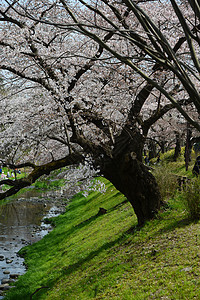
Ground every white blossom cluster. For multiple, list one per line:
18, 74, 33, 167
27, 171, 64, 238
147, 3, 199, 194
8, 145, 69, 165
82, 179, 107, 198
0, 0, 199, 169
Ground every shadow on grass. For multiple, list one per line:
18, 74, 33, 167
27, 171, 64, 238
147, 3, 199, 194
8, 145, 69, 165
74, 199, 129, 231
109, 199, 129, 212
61, 233, 128, 276
63, 191, 112, 218
20, 208, 109, 260
74, 207, 108, 230
159, 217, 198, 234
32, 231, 132, 299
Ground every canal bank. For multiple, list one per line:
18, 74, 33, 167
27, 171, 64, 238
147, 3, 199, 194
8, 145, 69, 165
0, 192, 67, 299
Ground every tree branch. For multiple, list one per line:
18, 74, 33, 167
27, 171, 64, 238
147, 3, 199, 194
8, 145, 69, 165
0, 152, 84, 201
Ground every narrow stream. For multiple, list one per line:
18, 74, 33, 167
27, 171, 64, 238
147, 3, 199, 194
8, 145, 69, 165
0, 193, 66, 298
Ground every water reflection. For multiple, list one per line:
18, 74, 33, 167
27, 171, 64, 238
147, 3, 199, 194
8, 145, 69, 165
0, 198, 62, 298
0, 200, 51, 229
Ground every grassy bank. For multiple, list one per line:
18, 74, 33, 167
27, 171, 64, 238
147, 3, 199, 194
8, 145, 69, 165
4, 169, 200, 299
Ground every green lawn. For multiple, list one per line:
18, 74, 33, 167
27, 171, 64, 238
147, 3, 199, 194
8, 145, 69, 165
4, 172, 200, 299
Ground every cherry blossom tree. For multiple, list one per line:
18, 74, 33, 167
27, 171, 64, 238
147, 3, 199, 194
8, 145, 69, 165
0, 0, 200, 225
147, 111, 186, 157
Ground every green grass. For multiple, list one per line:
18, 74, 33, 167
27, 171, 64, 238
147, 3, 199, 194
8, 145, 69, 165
0, 167, 66, 192
4, 175, 200, 300
32, 169, 67, 190
156, 148, 197, 178
0, 168, 26, 191
33, 178, 65, 190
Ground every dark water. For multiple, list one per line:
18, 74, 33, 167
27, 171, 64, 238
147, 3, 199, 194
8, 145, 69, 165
0, 195, 65, 298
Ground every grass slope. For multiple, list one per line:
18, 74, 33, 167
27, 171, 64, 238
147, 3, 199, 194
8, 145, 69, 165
4, 173, 200, 299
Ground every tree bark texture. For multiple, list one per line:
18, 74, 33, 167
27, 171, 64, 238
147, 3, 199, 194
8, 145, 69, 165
100, 128, 161, 226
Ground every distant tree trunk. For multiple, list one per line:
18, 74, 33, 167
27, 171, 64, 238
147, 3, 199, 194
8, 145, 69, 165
100, 127, 161, 226
148, 140, 157, 159
160, 140, 165, 154
173, 132, 181, 161
184, 123, 192, 171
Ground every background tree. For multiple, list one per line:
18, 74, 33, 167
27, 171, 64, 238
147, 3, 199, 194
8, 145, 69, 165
174, 132, 182, 161
0, 0, 200, 226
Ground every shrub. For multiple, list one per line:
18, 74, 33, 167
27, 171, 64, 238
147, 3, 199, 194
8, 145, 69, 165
182, 176, 200, 220
153, 164, 179, 200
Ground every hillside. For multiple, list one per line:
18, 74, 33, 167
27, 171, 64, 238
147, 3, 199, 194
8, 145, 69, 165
3, 154, 200, 299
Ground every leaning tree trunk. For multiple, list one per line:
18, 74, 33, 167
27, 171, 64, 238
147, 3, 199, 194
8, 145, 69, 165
100, 127, 161, 226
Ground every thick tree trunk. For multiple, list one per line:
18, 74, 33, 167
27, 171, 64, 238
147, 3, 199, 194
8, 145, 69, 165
100, 128, 161, 226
